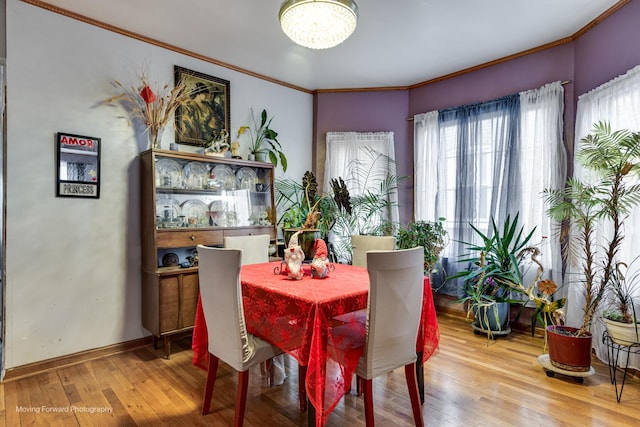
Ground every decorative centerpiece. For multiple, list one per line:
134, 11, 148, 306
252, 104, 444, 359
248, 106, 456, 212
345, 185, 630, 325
275, 231, 334, 279
278, 171, 328, 261
105, 68, 192, 149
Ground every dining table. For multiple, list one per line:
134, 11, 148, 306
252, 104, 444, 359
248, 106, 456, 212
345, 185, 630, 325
192, 261, 440, 427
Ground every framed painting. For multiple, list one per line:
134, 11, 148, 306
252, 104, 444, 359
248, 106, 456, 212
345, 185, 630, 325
174, 66, 230, 147
56, 132, 101, 198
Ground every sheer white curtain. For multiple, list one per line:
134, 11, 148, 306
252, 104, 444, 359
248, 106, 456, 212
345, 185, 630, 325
324, 132, 399, 263
572, 65, 640, 369
519, 81, 566, 290
324, 131, 399, 226
413, 112, 440, 221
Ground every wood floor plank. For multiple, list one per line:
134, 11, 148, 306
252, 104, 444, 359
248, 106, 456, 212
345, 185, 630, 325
2, 314, 639, 426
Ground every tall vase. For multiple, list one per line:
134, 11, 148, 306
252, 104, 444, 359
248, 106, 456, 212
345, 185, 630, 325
149, 125, 164, 149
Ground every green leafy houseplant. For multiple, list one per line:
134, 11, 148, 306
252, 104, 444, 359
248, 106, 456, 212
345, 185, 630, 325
276, 149, 404, 264
601, 260, 640, 343
238, 108, 288, 172
327, 149, 405, 264
603, 261, 639, 324
396, 218, 448, 275
276, 171, 336, 239
276, 171, 336, 260
543, 121, 640, 337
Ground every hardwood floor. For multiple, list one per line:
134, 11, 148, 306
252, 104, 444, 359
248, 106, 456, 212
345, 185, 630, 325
1, 314, 639, 426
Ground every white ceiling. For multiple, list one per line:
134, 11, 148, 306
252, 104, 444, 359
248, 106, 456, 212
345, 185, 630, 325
36, 0, 621, 91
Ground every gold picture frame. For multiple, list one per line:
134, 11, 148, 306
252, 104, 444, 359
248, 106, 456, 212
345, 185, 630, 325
174, 66, 230, 147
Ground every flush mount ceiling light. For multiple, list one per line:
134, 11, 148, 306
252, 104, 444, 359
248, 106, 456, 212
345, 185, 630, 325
279, 0, 359, 50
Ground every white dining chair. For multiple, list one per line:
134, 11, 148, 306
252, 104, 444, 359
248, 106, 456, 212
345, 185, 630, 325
351, 235, 396, 268
197, 245, 283, 427
224, 233, 286, 385
224, 234, 270, 265
330, 247, 425, 427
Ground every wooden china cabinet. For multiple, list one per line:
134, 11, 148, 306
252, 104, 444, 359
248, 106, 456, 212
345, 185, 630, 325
140, 149, 276, 357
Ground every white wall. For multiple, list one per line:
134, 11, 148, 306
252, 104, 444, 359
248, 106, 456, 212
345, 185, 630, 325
4, 0, 312, 370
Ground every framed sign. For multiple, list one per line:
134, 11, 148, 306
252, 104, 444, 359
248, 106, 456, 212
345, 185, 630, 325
56, 132, 101, 198
174, 66, 230, 147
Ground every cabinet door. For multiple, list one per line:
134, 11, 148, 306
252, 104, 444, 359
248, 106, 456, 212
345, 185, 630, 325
180, 273, 199, 328
159, 273, 200, 333
159, 276, 180, 333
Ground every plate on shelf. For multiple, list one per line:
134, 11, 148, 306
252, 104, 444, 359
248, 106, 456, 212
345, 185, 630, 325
183, 161, 210, 190
156, 197, 182, 228
210, 164, 237, 190
155, 158, 183, 189
236, 167, 258, 191
182, 199, 209, 227
161, 252, 180, 267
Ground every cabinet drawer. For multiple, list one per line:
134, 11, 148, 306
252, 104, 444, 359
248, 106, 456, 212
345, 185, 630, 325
157, 229, 223, 248
223, 227, 276, 239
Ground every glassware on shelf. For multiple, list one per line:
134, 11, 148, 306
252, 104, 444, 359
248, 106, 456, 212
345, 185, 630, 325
183, 161, 210, 190
181, 199, 209, 227
210, 164, 237, 190
236, 167, 258, 190
155, 158, 183, 189
209, 200, 228, 226
156, 197, 181, 228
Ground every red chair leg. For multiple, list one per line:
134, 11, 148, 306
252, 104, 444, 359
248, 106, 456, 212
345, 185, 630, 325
362, 378, 374, 426
266, 358, 274, 386
202, 353, 219, 415
234, 370, 250, 427
404, 363, 424, 427
298, 364, 307, 411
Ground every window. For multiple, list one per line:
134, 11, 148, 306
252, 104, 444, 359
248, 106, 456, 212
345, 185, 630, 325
414, 82, 565, 295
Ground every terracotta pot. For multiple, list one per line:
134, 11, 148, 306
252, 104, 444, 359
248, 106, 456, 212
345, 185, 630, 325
604, 318, 640, 345
283, 228, 320, 261
546, 325, 592, 372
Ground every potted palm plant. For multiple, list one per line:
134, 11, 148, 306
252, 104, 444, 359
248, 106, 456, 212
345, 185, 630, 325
543, 121, 640, 371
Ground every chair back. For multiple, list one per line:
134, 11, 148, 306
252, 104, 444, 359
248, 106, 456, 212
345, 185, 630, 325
362, 246, 424, 379
351, 235, 396, 268
197, 245, 254, 370
224, 234, 270, 265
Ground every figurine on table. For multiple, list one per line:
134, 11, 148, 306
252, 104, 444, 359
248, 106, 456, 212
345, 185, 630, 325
284, 231, 304, 280
311, 239, 330, 279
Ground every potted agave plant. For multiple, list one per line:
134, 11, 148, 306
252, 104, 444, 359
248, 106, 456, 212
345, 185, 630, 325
543, 121, 640, 372
449, 213, 536, 339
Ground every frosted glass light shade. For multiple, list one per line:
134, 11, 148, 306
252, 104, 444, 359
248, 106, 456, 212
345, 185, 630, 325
279, 0, 359, 50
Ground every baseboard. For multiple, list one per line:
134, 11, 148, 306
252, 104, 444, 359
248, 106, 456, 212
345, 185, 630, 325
2, 336, 153, 382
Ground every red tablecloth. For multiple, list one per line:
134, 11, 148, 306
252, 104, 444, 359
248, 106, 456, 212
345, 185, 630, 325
192, 262, 439, 426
